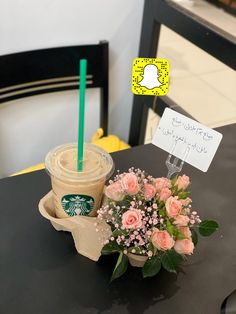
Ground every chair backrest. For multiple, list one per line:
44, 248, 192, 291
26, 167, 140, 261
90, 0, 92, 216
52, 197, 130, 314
0, 41, 109, 177
0, 40, 108, 135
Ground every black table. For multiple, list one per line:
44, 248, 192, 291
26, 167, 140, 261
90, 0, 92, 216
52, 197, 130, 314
1, 123, 236, 314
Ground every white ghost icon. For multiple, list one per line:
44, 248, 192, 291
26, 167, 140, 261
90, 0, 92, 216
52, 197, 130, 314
138, 64, 162, 89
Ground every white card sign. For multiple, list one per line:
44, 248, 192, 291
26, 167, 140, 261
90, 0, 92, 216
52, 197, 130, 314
152, 108, 223, 172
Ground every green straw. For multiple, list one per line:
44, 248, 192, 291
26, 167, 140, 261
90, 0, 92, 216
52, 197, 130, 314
77, 59, 87, 171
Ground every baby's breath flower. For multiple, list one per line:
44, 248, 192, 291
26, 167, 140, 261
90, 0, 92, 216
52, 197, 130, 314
153, 218, 158, 225
139, 240, 145, 246
147, 251, 153, 257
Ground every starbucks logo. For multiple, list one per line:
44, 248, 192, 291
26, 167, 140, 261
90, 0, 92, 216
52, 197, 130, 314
61, 194, 94, 216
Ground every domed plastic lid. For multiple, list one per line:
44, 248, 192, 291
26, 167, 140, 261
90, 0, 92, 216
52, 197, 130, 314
45, 143, 114, 183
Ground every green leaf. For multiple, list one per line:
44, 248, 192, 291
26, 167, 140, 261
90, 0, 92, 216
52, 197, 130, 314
199, 220, 219, 237
191, 228, 198, 246
110, 252, 128, 282
178, 191, 190, 199
112, 229, 123, 237
175, 230, 186, 240
116, 197, 132, 209
171, 185, 178, 195
159, 208, 166, 217
171, 175, 178, 186
147, 242, 157, 256
166, 220, 175, 235
101, 241, 120, 255
166, 220, 184, 240
142, 255, 161, 278
161, 249, 183, 273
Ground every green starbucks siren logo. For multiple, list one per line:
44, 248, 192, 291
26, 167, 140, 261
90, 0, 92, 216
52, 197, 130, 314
61, 194, 94, 216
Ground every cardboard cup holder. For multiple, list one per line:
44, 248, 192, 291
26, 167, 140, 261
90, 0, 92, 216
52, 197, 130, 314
38, 191, 111, 261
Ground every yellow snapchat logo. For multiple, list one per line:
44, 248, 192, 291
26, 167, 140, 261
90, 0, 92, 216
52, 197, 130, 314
132, 58, 169, 96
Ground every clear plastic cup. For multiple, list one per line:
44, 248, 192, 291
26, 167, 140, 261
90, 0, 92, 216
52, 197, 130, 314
45, 143, 114, 218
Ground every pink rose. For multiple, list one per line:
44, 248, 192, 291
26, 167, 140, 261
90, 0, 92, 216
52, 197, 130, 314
174, 239, 194, 255
105, 181, 125, 201
155, 177, 171, 192
159, 187, 172, 202
180, 197, 192, 207
144, 183, 156, 200
165, 196, 182, 218
175, 175, 190, 190
122, 208, 142, 229
151, 228, 174, 251
173, 215, 190, 227
178, 226, 191, 238
121, 173, 139, 195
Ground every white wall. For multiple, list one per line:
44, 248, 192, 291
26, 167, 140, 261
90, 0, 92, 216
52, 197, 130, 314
0, 0, 144, 177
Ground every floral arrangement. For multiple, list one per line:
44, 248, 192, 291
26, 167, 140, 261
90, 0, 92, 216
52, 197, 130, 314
97, 168, 218, 282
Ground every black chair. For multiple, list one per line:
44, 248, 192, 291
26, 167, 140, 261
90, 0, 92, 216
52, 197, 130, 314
0, 40, 109, 136
0, 41, 110, 176
129, 0, 236, 146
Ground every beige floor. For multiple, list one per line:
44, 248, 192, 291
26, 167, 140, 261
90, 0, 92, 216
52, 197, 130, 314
156, 0, 236, 129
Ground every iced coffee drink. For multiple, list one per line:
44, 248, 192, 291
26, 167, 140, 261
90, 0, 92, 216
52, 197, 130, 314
45, 143, 114, 218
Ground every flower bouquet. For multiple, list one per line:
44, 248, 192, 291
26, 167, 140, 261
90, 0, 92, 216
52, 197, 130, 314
98, 168, 218, 281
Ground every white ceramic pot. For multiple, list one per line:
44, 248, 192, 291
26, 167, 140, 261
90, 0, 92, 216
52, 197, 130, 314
127, 253, 148, 267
